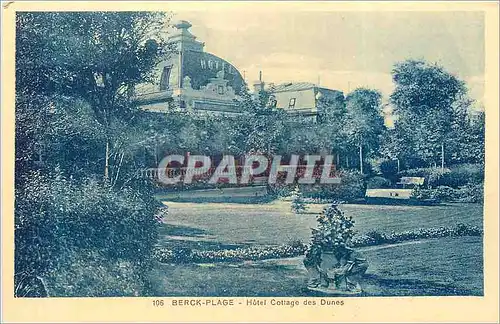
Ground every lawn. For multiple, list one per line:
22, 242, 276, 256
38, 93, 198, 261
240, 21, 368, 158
150, 236, 483, 296
152, 199, 484, 296
158, 200, 483, 249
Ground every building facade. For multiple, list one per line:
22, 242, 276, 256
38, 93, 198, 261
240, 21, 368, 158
265, 82, 344, 121
134, 20, 345, 120
134, 20, 245, 116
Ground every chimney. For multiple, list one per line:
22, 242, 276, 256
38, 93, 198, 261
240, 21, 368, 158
253, 71, 265, 93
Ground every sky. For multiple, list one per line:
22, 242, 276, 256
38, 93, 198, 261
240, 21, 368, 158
169, 9, 485, 105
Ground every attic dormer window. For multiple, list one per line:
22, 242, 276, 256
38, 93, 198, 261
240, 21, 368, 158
288, 98, 296, 109
217, 85, 224, 95
160, 66, 172, 91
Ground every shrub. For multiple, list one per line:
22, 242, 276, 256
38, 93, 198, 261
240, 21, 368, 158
304, 203, 355, 266
290, 186, 307, 214
15, 170, 163, 297
45, 251, 148, 297
400, 164, 484, 188
267, 183, 292, 199
366, 176, 392, 189
442, 164, 484, 187
411, 184, 484, 203
456, 183, 484, 203
379, 159, 399, 182
307, 170, 366, 202
353, 224, 482, 246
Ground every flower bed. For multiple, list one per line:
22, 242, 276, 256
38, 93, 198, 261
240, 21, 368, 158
154, 223, 483, 264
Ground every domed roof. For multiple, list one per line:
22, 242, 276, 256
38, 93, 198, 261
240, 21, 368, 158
180, 50, 245, 94
166, 20, 245, 94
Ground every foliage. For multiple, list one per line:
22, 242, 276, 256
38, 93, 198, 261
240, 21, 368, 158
444, 164, 484, 187
290, 186, 307, 214
389, 59, 480, 168
354, 224, 482, 246
400, 164, 484, 188
45, 252, 149, 297
366, 176, 392, 189
399, 167, 450, 187
307, 170, 366, 201
304, 203, 356, 266
15, 12, 170, 296
411, 184, 484, 203
378, 158, 400, 183
14, 169, 163, 296
344, 88, 385, 172
153, 244, 306, 264
16, 11, 170, 182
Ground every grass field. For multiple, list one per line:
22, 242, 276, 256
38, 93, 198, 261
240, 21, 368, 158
153, 199, 484, 296
150, 236, 483, 296
159, 200, 483, 249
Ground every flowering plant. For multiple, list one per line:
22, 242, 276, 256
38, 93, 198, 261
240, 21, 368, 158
304, 203, 355, 266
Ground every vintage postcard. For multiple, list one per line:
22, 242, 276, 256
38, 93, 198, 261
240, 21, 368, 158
1, 1, 499, 323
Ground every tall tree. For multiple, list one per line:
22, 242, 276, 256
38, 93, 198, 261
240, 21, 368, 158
16, 12, 169, 181
344, 88, 385, 173
390, 60, 466, 168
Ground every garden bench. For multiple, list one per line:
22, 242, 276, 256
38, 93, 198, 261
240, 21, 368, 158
396, 176, 425, 189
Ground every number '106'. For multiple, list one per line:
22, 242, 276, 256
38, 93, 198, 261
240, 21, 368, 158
153, 300, 164, 307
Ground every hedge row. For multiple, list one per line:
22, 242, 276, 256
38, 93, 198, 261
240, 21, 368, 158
352, 223, 482, 247
399, 164, 484, 188
153, 243, 306, 264
154, 223, 483, 264
411, 184, 484, 203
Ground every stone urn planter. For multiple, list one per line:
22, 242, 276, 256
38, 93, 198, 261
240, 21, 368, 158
303, 203, 368, 295
304, 249, 368, 295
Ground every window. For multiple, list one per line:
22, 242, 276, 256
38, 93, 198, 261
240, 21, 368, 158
228, 65, 232, 73
288, 98, 296, 109
215, 61, 219, 70
200, 59, 206, 69
159, 66, 172, 91
208, 60, 214, 69
179, 100, 186, 109
217, 85, 225, 95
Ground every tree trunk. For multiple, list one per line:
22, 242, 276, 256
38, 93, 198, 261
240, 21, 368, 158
154, 140, 158, 168
104, 139, 110, 182
359, 144, 363, 174
441, 142, 445, 170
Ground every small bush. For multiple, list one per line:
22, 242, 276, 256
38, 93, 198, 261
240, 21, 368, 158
290, 186, 307, 214
366, 176, 392, 189
379, 159, 399, 182
306, 170, 366, 202
442, 164, 484, 187
267, 183, 292, 199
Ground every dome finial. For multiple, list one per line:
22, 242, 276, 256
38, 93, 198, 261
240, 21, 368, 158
174, 20, 192, 30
